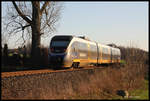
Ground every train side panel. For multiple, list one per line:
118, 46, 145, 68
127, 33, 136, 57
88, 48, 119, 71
88, 42, 98, 65
112, 48, 121, 63
67, 37, 98, 67
66, 38, 88, 67
111, 47, 121, 63
98, 44, 111, 64
73, 41, 89, 67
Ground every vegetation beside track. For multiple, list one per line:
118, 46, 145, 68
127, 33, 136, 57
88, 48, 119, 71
64, 64, 149, 100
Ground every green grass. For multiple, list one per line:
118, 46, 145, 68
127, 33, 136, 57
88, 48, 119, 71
8, 53, 13, 56
120, 60, 126, 64
128, 89, 149, 100
129, 80, 149, 100
117, 80, 148, 100
123, 80, 149, 100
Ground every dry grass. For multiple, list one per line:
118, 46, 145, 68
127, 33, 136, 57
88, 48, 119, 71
61, 63, 148, 99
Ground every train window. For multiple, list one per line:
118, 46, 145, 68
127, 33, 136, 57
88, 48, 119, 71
50, 36, 72, 53
51, 35, 73, 41
51, 41, 70, 47
50, 35, 73, 48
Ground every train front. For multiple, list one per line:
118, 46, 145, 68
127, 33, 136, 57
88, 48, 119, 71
48, 35, 73, 69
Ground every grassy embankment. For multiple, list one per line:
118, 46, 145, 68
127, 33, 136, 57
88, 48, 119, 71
66, 65, 149, 100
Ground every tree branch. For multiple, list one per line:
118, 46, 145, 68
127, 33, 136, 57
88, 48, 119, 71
13, 20, 31, 30
40, 5, 54, 31
40, 1, 49, 15
22, 24, 31, 30
12, 1, 32, 24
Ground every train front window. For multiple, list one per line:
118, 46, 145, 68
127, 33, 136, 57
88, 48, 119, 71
50, 41, 70, 53
51, 41, 69, 47
50, 36, 73, 53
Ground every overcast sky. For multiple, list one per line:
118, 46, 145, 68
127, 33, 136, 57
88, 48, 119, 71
2, 2, 149, 51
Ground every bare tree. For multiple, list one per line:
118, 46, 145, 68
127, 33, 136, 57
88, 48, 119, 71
3, 1, 63, 66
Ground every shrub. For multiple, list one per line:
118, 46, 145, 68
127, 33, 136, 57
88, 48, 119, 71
118, 46, 148, 65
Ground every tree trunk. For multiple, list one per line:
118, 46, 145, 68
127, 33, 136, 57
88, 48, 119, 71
31, 2, 41, 67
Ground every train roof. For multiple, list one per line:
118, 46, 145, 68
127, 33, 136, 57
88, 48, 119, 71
51, 35, 120, 51
72, 36, 95, 44
72, 36, 120, 50
97, 43, 120, 51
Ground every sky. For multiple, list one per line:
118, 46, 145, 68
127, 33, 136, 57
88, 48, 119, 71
1, 2, 149, 51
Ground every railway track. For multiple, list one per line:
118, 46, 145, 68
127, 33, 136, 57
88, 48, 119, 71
1, 66, 106, 78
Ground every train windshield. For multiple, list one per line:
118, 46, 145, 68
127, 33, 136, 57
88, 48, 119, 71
50, 36, 73, 53
51, 41, 69, 47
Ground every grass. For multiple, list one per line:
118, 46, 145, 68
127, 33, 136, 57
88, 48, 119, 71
8, 53, 13, 56
120, 60, 126, 64
65, 65, 149, 100
127, 80, 149, 100
111, 80, 149, 100
67, 91, 115, 99
128, 89, 149, 100
69, 88, 149, 100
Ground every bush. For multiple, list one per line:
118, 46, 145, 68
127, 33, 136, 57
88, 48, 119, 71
118, 46, 148, 65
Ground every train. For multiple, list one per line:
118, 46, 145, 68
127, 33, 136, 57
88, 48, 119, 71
48, 35, 121, 69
